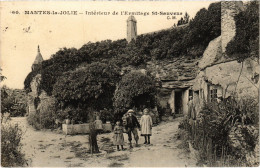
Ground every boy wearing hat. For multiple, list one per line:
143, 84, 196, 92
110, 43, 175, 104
125, 109, 140, 148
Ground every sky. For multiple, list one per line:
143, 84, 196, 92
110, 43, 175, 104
0, 1, 213, 89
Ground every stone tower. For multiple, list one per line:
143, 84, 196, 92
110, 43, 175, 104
32, 45, 44, 71
221, 1, 244, 54
127, 16, 137, 43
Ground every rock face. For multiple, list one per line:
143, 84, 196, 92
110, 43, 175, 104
147, 57, 199, 89
198, 36, 222, 70
27, 74, 54, 115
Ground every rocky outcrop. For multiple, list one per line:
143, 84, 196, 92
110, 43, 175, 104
146, 57, 199, 89
198, 36, 222, 70
27, 74, 54, 115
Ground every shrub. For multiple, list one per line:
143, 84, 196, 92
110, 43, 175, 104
27, 112, 42, 130
27, 96, 57, 129
52, 62, 120, 123
1, 118, 27, 167
178, 96, 259, 166
1, 86, 27, 117
114, 71, 157, 117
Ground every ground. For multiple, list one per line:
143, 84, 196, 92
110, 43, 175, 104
11, 117, 197, 167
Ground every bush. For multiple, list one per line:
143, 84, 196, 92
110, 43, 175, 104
1, 86, 27, 117
1, 118, 27, 167
27, 96, 57, 129
114, 71, 157, 116
178, 96, 259, 166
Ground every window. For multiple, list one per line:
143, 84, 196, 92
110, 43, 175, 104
210, 89, 217, 102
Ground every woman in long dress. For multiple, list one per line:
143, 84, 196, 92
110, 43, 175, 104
140, 108, 153, 144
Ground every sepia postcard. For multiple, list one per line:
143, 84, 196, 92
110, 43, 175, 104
0, 0, 259, 167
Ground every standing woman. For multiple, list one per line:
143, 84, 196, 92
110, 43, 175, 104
140, 108, 153, 144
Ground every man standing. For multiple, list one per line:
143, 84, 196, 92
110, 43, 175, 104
125, 109, 140, 148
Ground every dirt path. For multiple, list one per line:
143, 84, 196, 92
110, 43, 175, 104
11, 117, 196, 167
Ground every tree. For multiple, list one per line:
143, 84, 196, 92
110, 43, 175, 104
1, 86, 27, 117
53, 62, 120, 154
114, 71, 157, 118
89, 116, 99, 154
184, 12, 190, 24
52, 62, 120, 122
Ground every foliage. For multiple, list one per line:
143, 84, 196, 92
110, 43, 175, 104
24, 2, 221, 95
113, 71, 157, 116
1, 118, 27, 167
99, 108, 114, 123
1, 86, 27, 117
24, 66, 42, 93
0, 67, 6, 82
27, 96, 57, 129
179, 96, 259, 166
226, 1, 259, 61
177, 12, 190, 26
52, 62, 120, 122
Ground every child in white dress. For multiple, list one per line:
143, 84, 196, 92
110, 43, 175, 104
140, 108, 153, 144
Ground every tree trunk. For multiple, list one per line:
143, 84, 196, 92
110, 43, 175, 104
89, 121, 99, 154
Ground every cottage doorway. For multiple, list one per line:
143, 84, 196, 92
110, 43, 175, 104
174, 91, 183, 114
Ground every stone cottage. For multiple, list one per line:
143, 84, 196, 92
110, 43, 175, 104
191, 1, 259, 115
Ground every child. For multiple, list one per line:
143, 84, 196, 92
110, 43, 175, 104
113, 121, 125, 151
140, 108, 153, 144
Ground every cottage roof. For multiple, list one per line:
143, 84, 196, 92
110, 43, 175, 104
33, 45, 44, 65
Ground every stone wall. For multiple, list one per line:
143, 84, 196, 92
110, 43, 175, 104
221, 1, 244, 54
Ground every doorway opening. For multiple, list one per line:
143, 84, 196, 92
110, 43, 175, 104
174, 91, 183, 114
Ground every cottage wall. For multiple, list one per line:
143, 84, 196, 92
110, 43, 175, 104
182, 89, 189, 115
168, 90, 175, 113
193, 58, 259, 115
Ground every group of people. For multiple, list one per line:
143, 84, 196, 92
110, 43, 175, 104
113, 108, 153, 151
